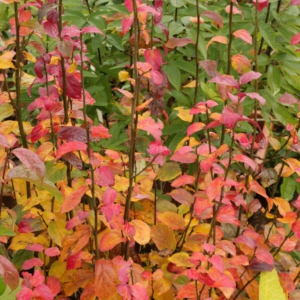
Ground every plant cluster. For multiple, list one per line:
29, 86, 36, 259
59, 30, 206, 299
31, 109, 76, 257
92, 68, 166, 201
0, 0, 300, 299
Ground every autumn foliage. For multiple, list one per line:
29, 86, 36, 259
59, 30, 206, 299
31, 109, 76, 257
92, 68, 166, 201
1, 0, 300, 299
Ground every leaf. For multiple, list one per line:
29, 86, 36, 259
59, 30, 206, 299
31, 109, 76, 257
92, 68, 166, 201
45, 247, 60, 257
60, 185, 89, 213
0, 255, 19, 291
118, 70, 130, 82
231, 54, 251, 74
151, 224, 176, 252
7, 165, 62, 201
216, 205, 240, 226
48, 220, 71, 247
168, 188, 194, 206
202, 11, 223, 28
168, 252, 194, 267
95, 260, 119, 300
131, 220, 151, 245
187, 122, 206, 136
57, 127, 87, 143
81, 26, 104, 35
137, 117, 163, 141
206, 36, 228, 49
0, 103, 14, 122
174, 107, 193, 122
259, 269, 286, 300
0, 55, 15, 69
163, 64, 181, 91
165, 38, 194, 49
94, 166, 115, 187
259, 21, 276, 49
291, 33, 300, 45
233, 154, 256, 171
233, 29, 252, 44
12, 148, 46, 182
21, 258, 43, 270
99, 230, 125, 251
144, 49, 162, 70
208, 75, 239, 89
157, 211, 185, 230
0, 225, 15, 237
171, 174, 195, 188
56, 141, 87, 160
156, 162, 181, 181
170, 146, 197, 164
240, 71, 262, 85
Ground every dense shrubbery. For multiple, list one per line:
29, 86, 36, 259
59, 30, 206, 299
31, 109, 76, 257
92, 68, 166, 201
0, 0, 300, 299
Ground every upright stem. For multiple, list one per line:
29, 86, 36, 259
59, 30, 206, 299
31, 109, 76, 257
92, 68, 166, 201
123, 0, 140, 260
193, 0, 200, 105
80, 34, 100, 260
226, 1, 234, 75
58, 0, 68, 124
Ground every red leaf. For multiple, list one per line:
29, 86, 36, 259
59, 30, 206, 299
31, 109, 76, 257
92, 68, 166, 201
206, 177, 225, 201
81, 26, 104, 35
208, 75, 239, 89
171, 175, 195, 188
60, 185, 89, 213
194, 198, 214, 219
65, 73, 82, 99
168, 188, 194, 206
165, 38, 194, 49
256, 247, 274, 265
291, 33, 300, 45
144, 49, 162, 70
34, 283, 54, 300
208, 255, 224, 272
187, 122, 205, 136
292, 219, 300, 238
0, 255, 19, 291
202, 11, 223, 28
56, 141, 87, 160
233, 29, 252, 44
46, 276, 60, 297
17, 286, 34, 299
150, 70, 163, 85
217, 205, 240, 226
222, 107, 244, 129
0, 133, 10, 148
45, 247, 60, 257
239, 71, 262, 85
137, 117, 163, 141
43, 21, 58, 38
103, 187, 117, 205
100, 230, 125, 251
252, 0, 269, 12
233, 154, 256, 171
61, 25, 80, 38
21, 258, 43, 270
26, 244, 44, 252
95, 166, 115, 187
90, 124, 111, 139
57, 127, 87, 143
12, 148, 46, 181
170, 146, 197, 164
122, 16, 134, 34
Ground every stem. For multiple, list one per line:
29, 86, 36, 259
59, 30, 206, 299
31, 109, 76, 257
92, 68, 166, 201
226, 1, 234, 75
193, 0, 200, 105
0, 149, 9, 215
58, 0, 68, 124
123, 0, 140, 260
80, 33, 100, 260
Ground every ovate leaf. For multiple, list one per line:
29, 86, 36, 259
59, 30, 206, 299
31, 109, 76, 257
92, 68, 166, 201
151, 224, 176, 252
156, 162, 181, 181
0, 103, 14, 122
0, 255, 19, 291
259, 269, 286, 300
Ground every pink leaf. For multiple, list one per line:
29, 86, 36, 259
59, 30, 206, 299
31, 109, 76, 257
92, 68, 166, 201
0, 133, 10, 148
199, 60, 219, 77
90, 124, 111, 139
46, 276, 60, 297
291, 33, 300, 45
130, 283, 149, 300
45, 247, 60, 257
239, 71, 262, 85
25, 244, 44, 252
148, 141, 171, 156
144, 49, 163, 70
256, 247, 274, 265
56, 141, 87, 160
122, 16, 134, 35
208, 255, 224, 272
233, 29, 252, 44
222, 107, 244, 129
208, 75, 239, 89
240, 92, 266, 105
171, 175, 195, 188
291, 0, 300, 5
279, 92, 299, 106
150, 70, 163, 85
95, 166, 115, 187
168, 188, 194, 206
233, 154, 256, 171
12, 148, 46, 181
82, 26, 104, 35
17, 286, 33, 300
21, 258, 43, 270
137, 117, 163, 141
113, 88, 133, 99
252, 0, 269, 12
34, 284, 54, 300
187, 122, 206, 136
43, 21, 58, 38
202, 11, 223, 28
206, 36, 228, 50
0, 255, 19, 291
61, 25, 80, 38
103, 187, 117, 206
165, 38, 194, 49
170, 146, 197, 164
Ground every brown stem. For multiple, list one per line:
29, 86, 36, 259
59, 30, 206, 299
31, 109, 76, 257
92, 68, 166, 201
193, 0, 200, 105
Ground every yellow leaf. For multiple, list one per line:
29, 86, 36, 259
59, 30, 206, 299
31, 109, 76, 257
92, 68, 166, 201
174, 137, 189, 152
174, 107, 193, 122
114, 175, 129, 191
259, 269, 287, 300
22, 51, 36, 63
20, 72, 36, 88
9, 233, 36, 251
118, 70, 130, 82
0, 103, 14, 122
134, 199, 154, 225
67, 59, 77, 73
48, 219, 72, 247
153, 277, 172, 296
183, 80, 196, 88
131, 219, 151, 245
193, 223, 211, 235
272, 197, 291, 217
49, 261, 67, 279
151, 224, 176, 252
168, 252, 194, 267
0, 57, 15, 69
269, 137, 281, 150
158, 211, 185, 230
231, 54, 251, 74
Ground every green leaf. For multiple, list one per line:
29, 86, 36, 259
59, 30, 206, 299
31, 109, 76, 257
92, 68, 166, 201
45, 161, 67, 183
106, 34, 123, 51
163, 65, 181, 91
267, 65, 281, 95
0, 278, 22, 300
259, 21, 276, 49
172, 59, 196, 76
271, 101, 297, 126
0, 226, 15, 237
259, 269, 286, 300
0, 276, 5, 296
11, 250, 34, 271
280, 177, 296, 201
170, 0, 185, 8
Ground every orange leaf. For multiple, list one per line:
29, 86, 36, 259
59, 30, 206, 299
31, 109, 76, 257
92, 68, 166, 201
131, 220, 151, 245
99, 230, 125, 251
233, 29, 252, 44
158, 211, 185, 230
60, 186, 89, 213
206, 36, 228, 50
150, 224, 176, 252
231, 54, 252, 74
